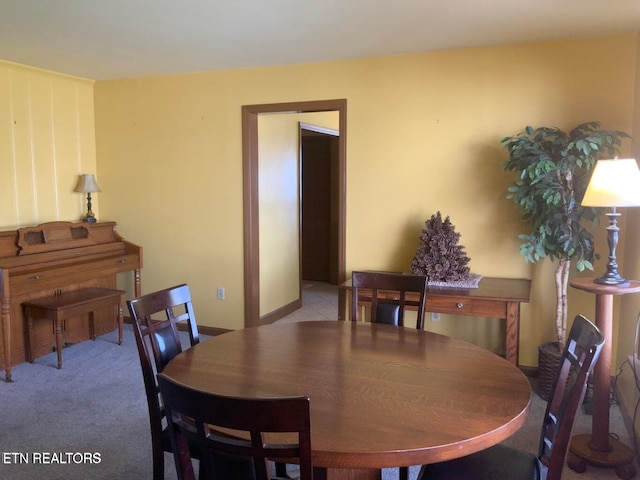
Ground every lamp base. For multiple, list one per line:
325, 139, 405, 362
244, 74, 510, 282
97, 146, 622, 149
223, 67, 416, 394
594, 211, 629, 286
593, 275, 629, 287
82, 214, 97, 223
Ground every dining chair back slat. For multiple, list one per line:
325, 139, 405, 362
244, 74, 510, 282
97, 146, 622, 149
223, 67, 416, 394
350, 271, 428, 330
157, 373, 313, 480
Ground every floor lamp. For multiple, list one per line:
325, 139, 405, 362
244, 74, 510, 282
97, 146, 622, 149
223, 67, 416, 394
568, 157, 640, 479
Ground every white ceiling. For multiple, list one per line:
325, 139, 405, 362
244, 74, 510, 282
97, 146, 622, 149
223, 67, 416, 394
1, 0, 640, 81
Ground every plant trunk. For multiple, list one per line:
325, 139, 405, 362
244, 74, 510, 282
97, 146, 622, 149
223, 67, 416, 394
554, 259, 570, 350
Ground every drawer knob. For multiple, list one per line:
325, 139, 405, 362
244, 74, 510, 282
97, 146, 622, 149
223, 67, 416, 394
31, 275, 42, 280
456, 302, 464, 309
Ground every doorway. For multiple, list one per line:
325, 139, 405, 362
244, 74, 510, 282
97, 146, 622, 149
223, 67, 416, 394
242, 100, 347, 328
300, 123, 340, 285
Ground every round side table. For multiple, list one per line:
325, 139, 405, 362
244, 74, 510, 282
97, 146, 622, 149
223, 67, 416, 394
568, 278, 640, 480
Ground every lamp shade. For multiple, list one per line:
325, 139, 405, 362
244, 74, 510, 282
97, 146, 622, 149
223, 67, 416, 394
74, 174, 101, 193
581, 158, 640, 207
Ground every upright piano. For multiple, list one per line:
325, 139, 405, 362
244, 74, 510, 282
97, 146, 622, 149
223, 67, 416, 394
0, 221, 142, 381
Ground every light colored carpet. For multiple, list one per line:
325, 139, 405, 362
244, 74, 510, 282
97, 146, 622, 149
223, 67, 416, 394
0, 324, 634, 480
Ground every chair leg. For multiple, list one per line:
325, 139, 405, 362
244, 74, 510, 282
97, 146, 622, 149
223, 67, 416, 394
399, 466, 409, 480
152, 446, 164, 480
275, 462, 291, 478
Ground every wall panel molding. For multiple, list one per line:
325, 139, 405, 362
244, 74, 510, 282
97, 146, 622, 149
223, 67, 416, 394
0, 60, 96, 229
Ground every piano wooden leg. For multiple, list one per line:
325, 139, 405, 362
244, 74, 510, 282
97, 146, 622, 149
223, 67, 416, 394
55, 317, 64, 369
24, 307, 35, 364
2, 298, 12, 382
117, 304, 124, 345
90, 311, 96, 340
134, 268, 142, 297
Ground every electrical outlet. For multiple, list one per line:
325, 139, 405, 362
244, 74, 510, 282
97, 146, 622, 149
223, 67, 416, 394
217, 287, 225, 300
431, 312, 440, 322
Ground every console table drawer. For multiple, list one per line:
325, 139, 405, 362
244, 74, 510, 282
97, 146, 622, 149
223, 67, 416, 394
426, 296, 507, 318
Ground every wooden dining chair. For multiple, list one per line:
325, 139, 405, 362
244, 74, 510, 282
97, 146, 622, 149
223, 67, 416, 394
127, 284, 201, 480
350, 271, 428, 330
416, 314, 605, 480
350, 271, 427, 480
157, 373, 313, 480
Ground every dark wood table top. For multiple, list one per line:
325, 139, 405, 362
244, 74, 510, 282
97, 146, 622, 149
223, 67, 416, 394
162, 321, 531, 470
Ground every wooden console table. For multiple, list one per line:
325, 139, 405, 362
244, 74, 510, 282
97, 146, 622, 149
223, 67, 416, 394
568, 277, 640, 479
23, 288, 125, 369
338, 276, 531, 366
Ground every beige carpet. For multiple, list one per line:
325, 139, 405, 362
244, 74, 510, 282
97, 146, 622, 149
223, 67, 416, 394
1, 319, 635, 479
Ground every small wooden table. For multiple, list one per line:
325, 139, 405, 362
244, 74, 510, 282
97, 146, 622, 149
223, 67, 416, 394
23, 288, 125, 369
339, 276, 531, 366
162, 321, 531, 480
568, 278, 640, 479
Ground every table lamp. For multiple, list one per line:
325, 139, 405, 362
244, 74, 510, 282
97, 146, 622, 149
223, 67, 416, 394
581, 157, 640, 286
74, 174, 101, 223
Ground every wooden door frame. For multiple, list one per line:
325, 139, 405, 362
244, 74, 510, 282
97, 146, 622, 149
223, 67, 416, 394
242, 99, 347, 328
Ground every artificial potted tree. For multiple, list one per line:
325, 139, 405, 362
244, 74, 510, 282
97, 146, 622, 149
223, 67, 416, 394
502, 121, 629, 399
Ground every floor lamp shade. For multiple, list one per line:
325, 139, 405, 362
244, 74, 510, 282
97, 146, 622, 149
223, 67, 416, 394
581, 158, 640, 285
74, 174, 101, 223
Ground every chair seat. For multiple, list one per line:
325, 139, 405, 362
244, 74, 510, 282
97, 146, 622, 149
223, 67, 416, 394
418, 444, 541, 480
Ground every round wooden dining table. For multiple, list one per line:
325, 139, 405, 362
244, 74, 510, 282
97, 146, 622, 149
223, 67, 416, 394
162, 320, 531, 480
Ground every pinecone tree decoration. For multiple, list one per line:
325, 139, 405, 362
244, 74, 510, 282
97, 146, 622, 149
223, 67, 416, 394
410, 211, 471, 282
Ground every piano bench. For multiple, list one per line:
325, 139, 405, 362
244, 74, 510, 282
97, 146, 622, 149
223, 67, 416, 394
22, 288, 125, 369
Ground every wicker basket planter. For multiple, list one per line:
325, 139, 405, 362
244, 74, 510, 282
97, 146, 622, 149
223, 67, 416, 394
538, 341, 562, 401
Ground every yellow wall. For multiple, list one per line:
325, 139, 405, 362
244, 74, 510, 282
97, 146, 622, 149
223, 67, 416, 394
94, 34, 638, 365
3, 34, 638, 368
0, 61, 96, 228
